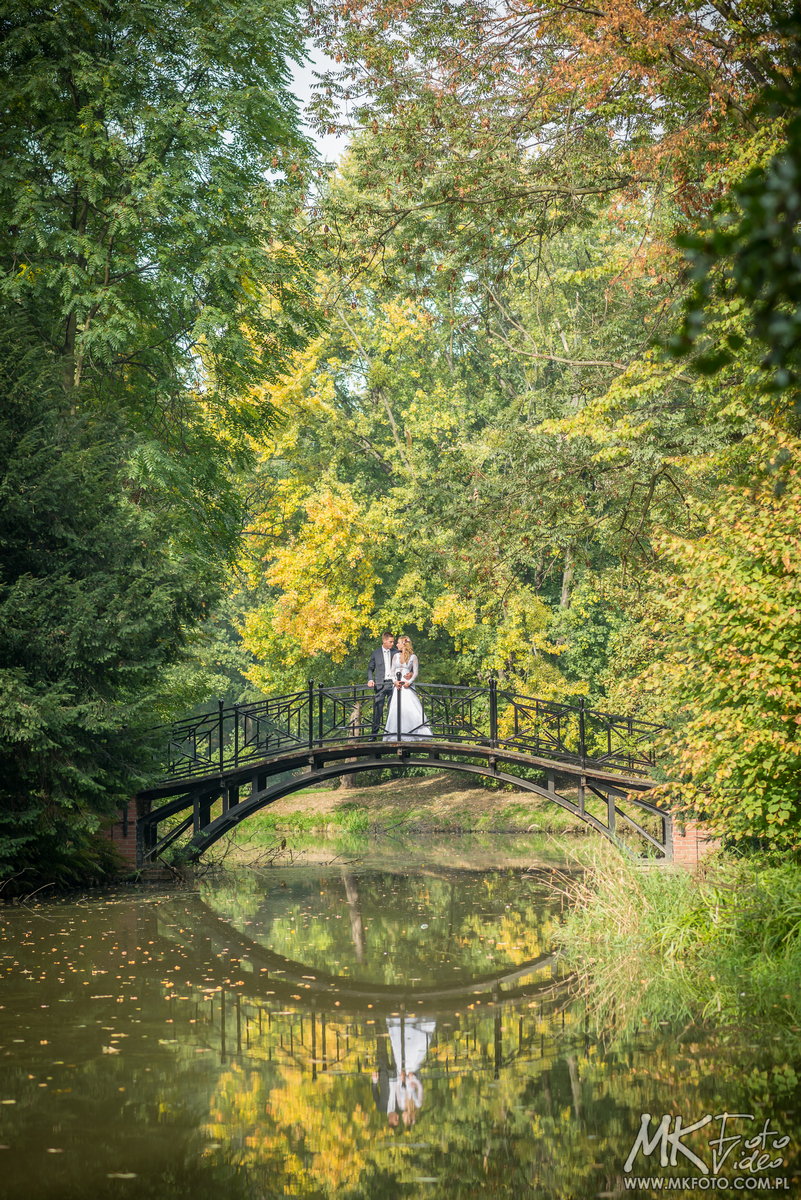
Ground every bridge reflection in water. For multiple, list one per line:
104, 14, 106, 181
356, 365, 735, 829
0, 861, 787, 1198
160, 895, 567, 1083
151, 864, 580, 1170
138, 682, 672, 862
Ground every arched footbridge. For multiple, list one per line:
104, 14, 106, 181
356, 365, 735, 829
135, 681, 674, 863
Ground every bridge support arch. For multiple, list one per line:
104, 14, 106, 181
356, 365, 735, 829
137, 739, 672, 865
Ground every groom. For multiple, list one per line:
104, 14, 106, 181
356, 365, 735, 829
367, 631, 396, 737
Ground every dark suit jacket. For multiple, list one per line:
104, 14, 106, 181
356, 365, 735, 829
371, 1066, 392, 1113
368, 644, 395, 687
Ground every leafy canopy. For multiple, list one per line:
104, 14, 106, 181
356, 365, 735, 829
0, 0, 319, 885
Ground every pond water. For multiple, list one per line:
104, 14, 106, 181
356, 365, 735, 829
1, 839, 798, 1199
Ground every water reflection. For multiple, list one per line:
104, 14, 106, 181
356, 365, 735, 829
382, 1015, 435, 1127
0, 859, 799, 1199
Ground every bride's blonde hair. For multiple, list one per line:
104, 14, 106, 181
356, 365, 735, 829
398, 635, 413, 664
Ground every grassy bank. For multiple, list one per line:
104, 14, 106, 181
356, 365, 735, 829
557, 844, 801, 1034
233, 772, 589, 842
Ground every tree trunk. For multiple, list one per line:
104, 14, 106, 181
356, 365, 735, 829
341, 871, 366, 962
560, 545, 575, 609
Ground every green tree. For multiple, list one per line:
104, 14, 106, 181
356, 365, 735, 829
311, 0, 795, 283
1, 0, 315, 403
238, 189, 747, 702
237, 267, 570, 696
672, 12, 801, 420
0, 329, 218, 886
0, 0, 318, 884
629, 431, 801, 847
0, 1, 318, 558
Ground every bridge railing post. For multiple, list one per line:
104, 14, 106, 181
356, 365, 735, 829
218, 698, 224, 774
579, 697, 586, 767
663, 810, 674, 861
489, 678, 498, 748
317, 683, 324, 747
307, 680, 314, 750
234, 703, 239, 768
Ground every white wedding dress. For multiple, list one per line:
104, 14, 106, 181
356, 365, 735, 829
383, 652, 432, 741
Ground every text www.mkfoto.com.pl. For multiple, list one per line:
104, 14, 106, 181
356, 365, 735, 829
623, 1178, 790, 1191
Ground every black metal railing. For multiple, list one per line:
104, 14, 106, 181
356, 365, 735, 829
156, 681, 663, 785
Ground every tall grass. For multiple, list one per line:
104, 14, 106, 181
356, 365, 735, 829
557, 844, 801, 1034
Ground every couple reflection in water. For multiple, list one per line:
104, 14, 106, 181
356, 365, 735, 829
371, 1016, 436, 1130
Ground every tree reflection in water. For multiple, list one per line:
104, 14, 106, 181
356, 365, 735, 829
0, 863, 799, 1199
173, 868, 801, 1197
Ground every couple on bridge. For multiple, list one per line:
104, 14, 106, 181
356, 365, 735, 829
367, 632, 432, 741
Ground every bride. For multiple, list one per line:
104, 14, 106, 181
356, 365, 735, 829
383, 635, 432, 741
